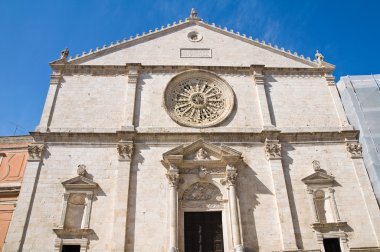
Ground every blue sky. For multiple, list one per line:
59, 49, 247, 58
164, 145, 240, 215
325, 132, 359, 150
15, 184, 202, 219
0, 0, 379, 136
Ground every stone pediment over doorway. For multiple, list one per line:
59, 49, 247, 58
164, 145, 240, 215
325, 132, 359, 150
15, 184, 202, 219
162, 139, 242, 169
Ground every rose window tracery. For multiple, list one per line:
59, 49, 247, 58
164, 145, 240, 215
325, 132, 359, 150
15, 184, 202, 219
164, 70, 234, 128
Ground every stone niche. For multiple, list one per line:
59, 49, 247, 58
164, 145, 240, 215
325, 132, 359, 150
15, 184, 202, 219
53, 165, 98, 252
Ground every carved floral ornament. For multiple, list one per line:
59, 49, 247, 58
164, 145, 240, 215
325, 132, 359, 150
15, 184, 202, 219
264, 141, 281, 160
28, 144, 45, 160
346, 142, 362, 158
163, 70, 235, 128
117, 143, 134, 160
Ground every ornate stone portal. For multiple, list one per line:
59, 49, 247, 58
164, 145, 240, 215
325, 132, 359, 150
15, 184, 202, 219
162, 139, 245, 252
164, 70, 235, 128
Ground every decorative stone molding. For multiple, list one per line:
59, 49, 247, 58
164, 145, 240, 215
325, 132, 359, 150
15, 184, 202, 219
346, 142, 362, 158
166, 165, 179, 187
27, 144, 45, 161
163, 70, 235, 128
117, 143, 134, 161
264, 140, 281, 160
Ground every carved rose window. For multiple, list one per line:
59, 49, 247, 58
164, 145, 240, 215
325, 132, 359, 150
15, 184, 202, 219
164, 70, 234, 127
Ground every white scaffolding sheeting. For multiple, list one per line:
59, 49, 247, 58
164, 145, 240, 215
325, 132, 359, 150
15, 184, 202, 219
337, 74, 380, 204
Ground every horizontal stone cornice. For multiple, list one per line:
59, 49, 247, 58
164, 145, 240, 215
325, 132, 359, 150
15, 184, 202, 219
52, 64, 334, 77
30, 130, 359, 144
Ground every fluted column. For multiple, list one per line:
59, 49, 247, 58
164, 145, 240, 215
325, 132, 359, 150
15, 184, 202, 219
4, 143, 45, 251
166, 165, 179, 252
223, 165, 244, 252
265, 139, 298, 251
111, 141, 134, 251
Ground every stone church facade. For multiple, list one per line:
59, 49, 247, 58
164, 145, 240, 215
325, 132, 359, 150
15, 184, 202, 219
4, 9, 380, 252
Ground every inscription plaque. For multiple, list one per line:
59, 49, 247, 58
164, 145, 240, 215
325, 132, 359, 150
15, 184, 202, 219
180, 48, 212, 58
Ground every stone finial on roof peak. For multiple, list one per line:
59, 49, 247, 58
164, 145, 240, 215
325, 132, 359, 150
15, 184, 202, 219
60, 48, 69, 60
189, 8, 201, 20
315, 50, 324, 66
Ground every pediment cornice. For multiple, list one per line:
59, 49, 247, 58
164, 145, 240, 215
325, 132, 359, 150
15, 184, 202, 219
302, 171, 335, 186
62, 175, 98, 190
50, 11, 334, 69
162, 138, 242, 168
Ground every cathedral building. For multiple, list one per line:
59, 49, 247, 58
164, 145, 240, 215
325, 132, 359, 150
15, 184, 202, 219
4, 9, 380, 252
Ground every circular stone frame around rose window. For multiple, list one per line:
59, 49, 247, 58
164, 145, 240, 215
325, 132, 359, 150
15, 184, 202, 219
163, 70, 235, 128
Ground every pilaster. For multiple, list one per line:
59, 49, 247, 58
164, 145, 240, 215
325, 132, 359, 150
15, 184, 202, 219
4, 143, 45, 252
122, 63, 141, 131
111, 141, 134, 251
37, 66, 64, 132
347, 140, 380, 245
252, 66, 275, 130
264, 139, 298, 251
325, 74, 351, 130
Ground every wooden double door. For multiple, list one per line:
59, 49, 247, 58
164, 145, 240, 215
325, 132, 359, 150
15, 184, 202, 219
184, 211, 224, 252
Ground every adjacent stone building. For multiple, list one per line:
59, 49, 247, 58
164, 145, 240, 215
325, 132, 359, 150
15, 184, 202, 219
4, 9, 380, 252
0, 135, 32, 251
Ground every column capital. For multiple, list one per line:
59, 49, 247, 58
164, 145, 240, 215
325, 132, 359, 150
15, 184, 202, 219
50, 73, 62, 85
253, 71, 265, 85
264, 139, 281, 160
324, 73, 336, 86
117, 142, 134, 161
346, 142, 362, 159
127, 63, 141, 84
166, 165, 179, 187
27, 143, 45, 161
222, 165, 238, 186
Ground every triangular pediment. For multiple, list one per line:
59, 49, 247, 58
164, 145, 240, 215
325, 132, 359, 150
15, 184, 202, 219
162, 139, 242, 168
62, 176, 98, 189
302, 171, 335, 186
51, 14, 334, 69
